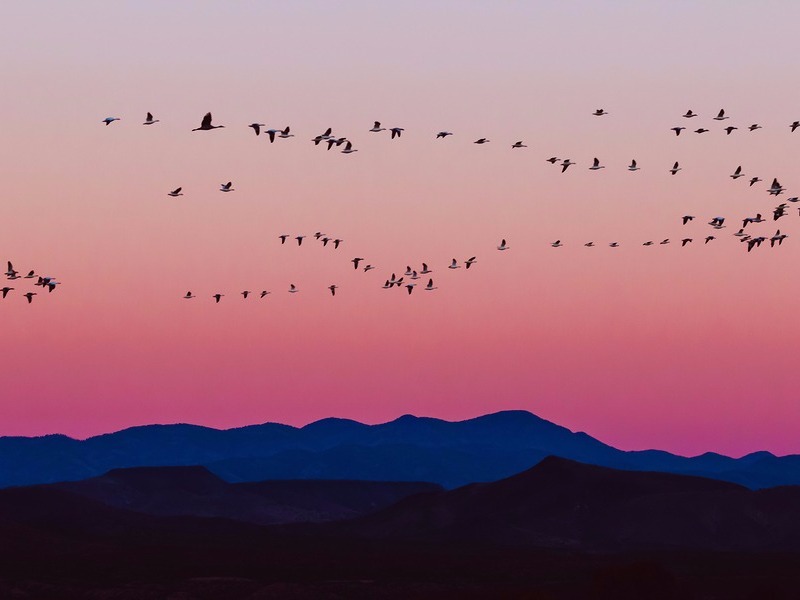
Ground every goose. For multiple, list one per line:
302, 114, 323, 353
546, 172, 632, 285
241, 291, 251, 299
5, 262, 17, 278
321, 237, 331, 246
404, 266, 413, 277
46, 281, 60, 293
592, 108, 608, 116
313, 232, 325, 240
792, 121, 800, 133
183, 291, 195, 299
328, 285, 337, 296
771, 230, 788, 247
393, 277, 404, 288
474, 138, 489, 144
681, 238, 693, 247
143, 112, 159, 125
341, 141, 358, 154
279, 234, 289, 244
420, 263, 432, 274
405, 284, 416, 295
364, 264, 375, 272
1, 287, 13, 299
23, 292, 36, 303
724, 126, 738, 135
551, 240, 563, 248
584, 242, 595, 247
683, 109, 697, 118
713, 109, 729, 121
318, 127, 333, 139
465, 257, 477, 269
747, 237, 767, 252
212, 294, 224, 303
589, 157, 605, 170
705, 236, 715, 244
660, 239, 670, 245
260, 291, 271, 298
382, 280, 392, 289
787, 197, 800, 203
669, 162, 681, 175
24, 270, 35, 279
694, 128, 709, 134
288, 284, 299, 294
220, 182, 234, 192
560, 159, 575, 173
709, 217, 725, 228
733, 228, 747, 237
192, 112, 224, 131
370, 121, 386, 132
436, 131, 453, 138
642, 241, 654, 246
6, 273, 20, 280
390, 127, 404, 139
773, 204, 788, 220
730, 166, 744, 179
671, 126, 686, 136
448, 258, 461, 269
628, 159, 640, 171
265, 128, 284, 142
102, 117, 120, 126
768, 178, 785, 196
682, 215, 695, 225
167, 187, 183, 197
742, 213, 764, 228
749, 177, 762, 187
327, 137, 347, 150
748, 124, 762, 131
278, 127, 293, 139
248, 123, 266, 136
498, 239, 509, 250
333, 239, 342, 249
410, 270, 420, 280
546, 157, 559, 164
352, 258, 364, 270
609, 242, 619, 247
295, 235, 305, 246
424, 279, 437, 291
511, 141, 526, 148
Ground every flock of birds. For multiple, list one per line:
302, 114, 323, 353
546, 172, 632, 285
23, 107, 788, 303
1, 262, 60, 304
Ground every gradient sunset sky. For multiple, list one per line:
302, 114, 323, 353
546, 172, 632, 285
2, 1, 800, 456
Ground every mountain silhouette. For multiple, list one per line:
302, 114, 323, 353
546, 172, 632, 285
2, 410, 800, 490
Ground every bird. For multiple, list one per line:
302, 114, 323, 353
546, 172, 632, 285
220, 182, 234, 192
102, 117, 120, 126
671, 126, 686, 136
682, 215, 695, 225
742, 213, 764, 228
724, 126, 738, 135
1, 287, 13, 298
560, 159, 576, 172
465, 257, 477, 269
669, 162, 681, 175
773, 204, 788, 220
497, 239, 509, 251
265, 128, 285, 143
628, 159, 640, 171
327, 137, 347, 150
792, 121, 800, 133
683, 109, 697, 118
436, 131, 453, 138
352, 258, 364, 269
511, 141, 527, 148
241, 291, 251, 299
420, 263, 432, 274
313, 232, 325, 240
5, 262, 18, 278
771, 230, 788, 247
474, 138, 490, 144
409, 270, 420, 280
316, 127, 333, 141
551, 240, 563, 248
248, 123, 265, 136
694, 128, 709, 134
448, 259, 461, 269
589, 157, 605, 171
382, 280, 392, 289
370, 121, 386, 132
279, 235, 289, 244
660, 239, 670, 245
24, 271, 35, 279
278, 126, 293, 139
749, 177, 762, 187
609, 242, 619, 247
143, 112, 159, 125
713, 109, 729, 121
730, 166, 745, 179
584, 242, 595, 247
328, 285, 337, 296
333, 239, 342, 249
341, 141, 358, 154
23, 292, 36, 304
405, 284, 416, 295
260, 291, 270, 298
709, 217, 726, 228
681, 238, 692, 247
592, 108, 608, 116
364, 265, 375, 272
295, 236, 305, 246
705, 236, 715, 244
768, 178, 785, 196
288, 284, 298, 294
390, 127, 404, 139
167, 187, 183, 197
424, 279, 437, 291
733, 228, 748, 237
212, 294, 223, 303
748, 124, 762, 132
404, 266, 413, 277
192, 112, 224, 131
787, 197, 800, 203
546, 157, 559, 164
321, 237, 330, 246
643, 241, 654, 246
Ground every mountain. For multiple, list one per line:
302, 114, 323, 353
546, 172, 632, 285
47, 466, 441, 524
2, 410, 800, 490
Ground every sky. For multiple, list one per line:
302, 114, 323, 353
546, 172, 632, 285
2, 1, 800, 456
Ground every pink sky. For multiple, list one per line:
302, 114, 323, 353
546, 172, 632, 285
2, 1, 800, 456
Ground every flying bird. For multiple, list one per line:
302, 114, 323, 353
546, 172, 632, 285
341, 141, 358, 154
551, 240, 563, 248
436, 131, 453, 138
295, 236, 306, 246
546, 157, 559, 164
279, 127, 294, 139
748, 124, 762, 131
352, 258, 364, 269
694, 128, 709, 134
561, 159, 576, 172
669, 162, 681, 175
749, 177, 762, 187
288, 284, 298, 294
212, 294, 223, 303
511, 141, 527, 148
682, 215, 695, 225
279, 235, 289, 244
705, 236, 715, 244
730, 166, 745, 179
220, 182, 234, 192
1, 287, 13, 299
405, 284, 416, 295
589, 157, 605, 171
424, 279, 437, 291
183, 291, 195, 299
23, 292, 36, 304
724, 126, 738, 135
192, 112, 224, 131
628, 159, 640, 171
241, 291, 251, 299
792, 121, 800, 133
167, 187, 183, 197
260, 291, 270, 298
497, 239, 509, 250
465, 257, 477, 269
681, 238, 692, 247
474, 138, 490, 144
143, 112, 159, 125
683, 109, 697, 118
370, 121, 386, 132
390, 127, 404, 139
448, 259, 461, 269
671, 126, 686, 136
768, 178, 785, 196
102, 117, 120, 126
713, 109, 729, 121
328, 285, 337, 296
592, 109, 608, 116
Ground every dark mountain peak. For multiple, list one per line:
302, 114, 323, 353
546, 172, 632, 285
302, 417, 366, 432
92, 465, 226, 493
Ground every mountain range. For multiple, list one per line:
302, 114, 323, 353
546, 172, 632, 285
2, 410, 798, 489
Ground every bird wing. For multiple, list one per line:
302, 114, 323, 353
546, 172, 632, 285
201, 112, 212, 128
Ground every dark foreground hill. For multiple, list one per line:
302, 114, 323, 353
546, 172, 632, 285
2, 459, 800, 599
2, 410, 800, 490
